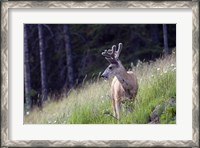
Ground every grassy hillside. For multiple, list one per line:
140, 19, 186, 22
25, 53, 176, 124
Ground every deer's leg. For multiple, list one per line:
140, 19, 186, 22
112, 99, 117, 118
115, 100, 121, 120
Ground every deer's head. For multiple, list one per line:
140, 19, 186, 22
101, 43, 124, 79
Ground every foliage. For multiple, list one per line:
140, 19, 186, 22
25, 53, 176, 124
160, 104, 176, 124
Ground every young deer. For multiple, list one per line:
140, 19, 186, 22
101, 43, 138, 119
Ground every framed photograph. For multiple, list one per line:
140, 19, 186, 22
1, 1, 199, 147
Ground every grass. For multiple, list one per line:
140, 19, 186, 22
25, 53, 176, 124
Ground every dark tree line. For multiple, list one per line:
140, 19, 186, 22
24, 24, 176, 112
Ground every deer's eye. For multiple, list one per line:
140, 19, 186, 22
109, 66, 112, 70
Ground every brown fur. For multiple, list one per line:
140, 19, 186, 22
101, 43, 138, 119
111, 71, 138, 119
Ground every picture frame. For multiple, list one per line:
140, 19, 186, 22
1, 1, 199, 147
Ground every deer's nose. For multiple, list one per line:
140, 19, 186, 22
101, 73, 108, 79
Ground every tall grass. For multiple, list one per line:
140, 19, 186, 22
25, 53, 176, 124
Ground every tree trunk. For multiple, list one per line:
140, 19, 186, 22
24, 25, 32, 112
63, 25, 74, 88
38, 24, 48, 104
163, 24, 169, 56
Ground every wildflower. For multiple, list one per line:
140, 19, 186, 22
54, 120, 57, 123
157, 68, 160, 71
151, 75, 154, 77
101, 96, 104, 99
171, 64, 174, 67
26, 112, 29, 115
137, 60, 142, 67
160, 73, 163, 76
131, 62, 134, 68
48, 121, 51, 124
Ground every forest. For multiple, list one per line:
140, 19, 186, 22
24, 24, 176, 124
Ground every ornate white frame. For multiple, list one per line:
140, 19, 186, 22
1, 1, 199, 147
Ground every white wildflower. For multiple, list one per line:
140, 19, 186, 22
157, 68, 160, 71
131, 62, 134, 68
171, 64, 174, 67
54, 120, 57, 123
26, 112, 29, 115
137, 60, 142, 67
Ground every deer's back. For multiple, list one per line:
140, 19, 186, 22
111, 71, 138, 101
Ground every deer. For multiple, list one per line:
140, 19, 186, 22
101, 43, 138, 120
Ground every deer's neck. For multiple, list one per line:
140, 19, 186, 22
115, 64, 132, 90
